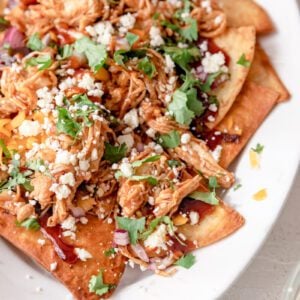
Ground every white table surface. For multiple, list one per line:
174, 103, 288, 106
223, 169, 300, 300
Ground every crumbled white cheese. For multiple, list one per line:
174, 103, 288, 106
149, 26, 165, 47
55, 150, 77, 166
37, 239, 46, 246
181, 133, 191, 144
19, 120, 41, 137
208, 104, 218, 112
210, 145, 223, 162
189, 211, 199, 225
146, 128, 156, 139
202, 52, 226, 74
164, 54, 175, 74
75, 248, 93, 261
117, 134, 134, 150
91, 148, 98, 161
201, 0, 212, 13
120, 162, 133, 177
78, 73, 95, 90
144, 224, 167, 250
79, 160, 90, 171
61, 216, 77, 231
123, 109, 139, 129
119, 13, 136, 34
59, 172, 75, 187
50, 183, 71, 200
86, 21, 114, 46
207, 115, 216, 122
50, 262, 57, 271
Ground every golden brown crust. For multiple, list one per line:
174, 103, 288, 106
177, 200, 245, 248
248, 44, 290, 102
0, 210, 126, 300
207, 26, 256, 128
219, 0, 274, 34
217, 81, 279, 168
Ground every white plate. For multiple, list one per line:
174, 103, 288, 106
1, 1, 300, 299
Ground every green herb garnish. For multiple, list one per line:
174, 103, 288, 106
89, 270, 115, 296
158, 130, 180, 149
56, 107, 81, 138
27, 33, 44, 51
251, 143, 264, 154
174, 253, 196, 269
26, 54, 53, 70
116, 217, 145, 244
103, 143, 127, 164
126, 32, 139, 48
138, 56, 156, 78
237, 53, 251, 67
16, 217, 40, 231
131, 155, 161, 168
74, 37, 107, 72
104, 248, 116, 257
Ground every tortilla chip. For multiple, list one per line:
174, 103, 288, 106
217, 81, 279, 168
207, 26, 256, 129
0, 210, 126, 300
177, 200, 244, 249
248, 44, 290, 102
219, 0, 274, 34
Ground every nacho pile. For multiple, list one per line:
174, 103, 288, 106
0, 0, 289, 298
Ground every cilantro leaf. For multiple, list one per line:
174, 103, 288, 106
26, 54, 53, 70
208, 176, 219, 190
26, 159, 46, 173
103, 143, 127, 163
141, 216, 174, 240
161, 20, 180, 32
27, 33, 44, 51
131, 155, 161, 168
163, 46, 200, 71
116, 217, 145, 244
0, 138, 11, 158
16, 217, 40, 231
200, 71, 222, 93
104, 248, 116, 257
251, 143, 264, 154
168, 90, 195, 125
56, 107, 81, 138
237, 53, 251, 67
89, 270, 115, 296
74, 37, 107, 72
0, 17, 9, 32
114, 49, 146, 66
126, 32, 139, 47
60, 44, 73, 59
233, 183, 242, 191
130, 175, 158, 185
138, 57, 156, 78
158, 130, 180, 148
174, 253, 196, 269
180, 17, 198, 42
185, 87, 204, 116
167, 159, 181, 168
188, 190, 219, 205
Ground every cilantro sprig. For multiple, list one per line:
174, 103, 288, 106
251, 143, 264, 154
26, 54, 53, 70
158, 130, 180, 149
16, 217, 40, 231
27, 33, 44, 51
174, 253, 196, 269
104, 143, 128, 164
126, 32, 139, 48
138, 56, 156, 78
74, 37, 107, 72
56, 107, 81, 138
116, 217, 146, 244
237, 53, 251, 67
89, 270, 115, 296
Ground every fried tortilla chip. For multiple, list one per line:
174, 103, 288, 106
217, 81, 279, 168
248, 44, 290, 102
177, 197, 244, 249
0, 210, 126, 300
219, 0, 274, 34
207, 26, 256, 128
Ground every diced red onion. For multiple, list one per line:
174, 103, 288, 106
70, 207, 85, 218
113, 229, 129, 246
130, 244, 149, 263
3, 27, 25, 49
148, 263, 157, 271
136, 143, 144, 152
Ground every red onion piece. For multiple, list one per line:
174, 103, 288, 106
114, 229, 129, 246
136, 143, 144, 152
130, 244, 149, 263
70, 207, 85, 218
3, 27, 25, 49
